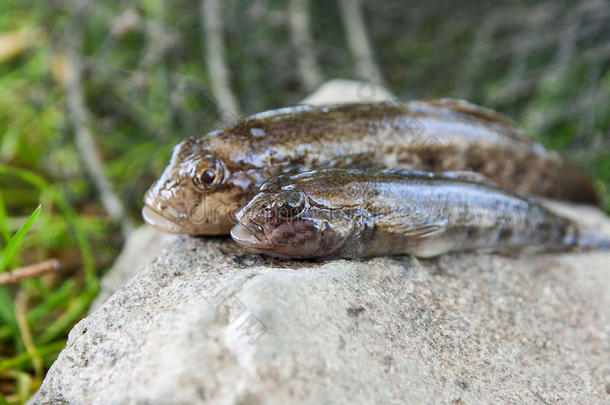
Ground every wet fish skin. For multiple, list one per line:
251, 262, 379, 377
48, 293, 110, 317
143, 99, 598, 235
231, 169, 606, 259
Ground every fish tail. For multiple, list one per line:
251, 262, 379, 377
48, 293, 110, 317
556, 163, 599, 205
574, 228, 610, 251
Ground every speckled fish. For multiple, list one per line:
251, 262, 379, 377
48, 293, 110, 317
231, 169, 608, 258
143, 99, 597, 234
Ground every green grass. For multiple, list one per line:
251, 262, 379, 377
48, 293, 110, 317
0, 165, 102, 402
0, 205, 40, 274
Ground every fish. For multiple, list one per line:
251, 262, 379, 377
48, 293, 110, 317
143, 99, 598, 235
230, 168, 609, 259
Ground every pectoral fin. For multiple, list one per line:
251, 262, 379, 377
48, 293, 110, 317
377, 209, 448, 240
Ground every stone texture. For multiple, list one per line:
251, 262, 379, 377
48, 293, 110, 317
30, 227, 610, 404
89, 225, 173, 311
30, 81, 610, 404
299, 78, 394, 104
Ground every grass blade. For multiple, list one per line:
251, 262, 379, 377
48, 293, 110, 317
0, 164, 98, 292
38, 291, 95, 344
0, 340, 65, 372
0, 191, 10, 245
26, 279, 75, 321
0, 205, 40, 273
0, 286, 17, 331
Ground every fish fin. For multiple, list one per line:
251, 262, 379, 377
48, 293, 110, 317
489, 246, 523, 258
439, 171, 498, 187
377, 210, 448, 240
417, 98, 531, 143
327, 152, 384, 170
555, 162, 599, 205
425, 98, 517, 127
577, 228, 610, 251
378, 169, 499, 187
380, 168, 435, 177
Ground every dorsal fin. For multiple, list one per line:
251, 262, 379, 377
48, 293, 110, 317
378, 169, 498, 187
425, 98, 517, 127
411, 98, 532, 143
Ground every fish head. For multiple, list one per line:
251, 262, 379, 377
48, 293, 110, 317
143, 138, 244, 234
231, 178, 354, 258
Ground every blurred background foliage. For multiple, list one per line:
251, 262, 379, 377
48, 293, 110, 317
0, 0, 609, 402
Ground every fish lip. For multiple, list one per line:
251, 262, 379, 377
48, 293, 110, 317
230, 223, 271, 249
142, 206, 185, 234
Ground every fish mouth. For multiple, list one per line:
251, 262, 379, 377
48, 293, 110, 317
142, 206, 185, 234
230, 223, 271, 249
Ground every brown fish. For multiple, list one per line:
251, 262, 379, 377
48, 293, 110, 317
231, 169, 608, 258
143, 99, 598, 234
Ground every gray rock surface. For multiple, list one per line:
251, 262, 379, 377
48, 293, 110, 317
89, 225, 173, 311
31, 229, 610, 404
30, 81, 610, 404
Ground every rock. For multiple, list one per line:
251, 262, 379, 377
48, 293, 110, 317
300, 78, 395, 104
29, 81, 610, 404
89, 225, 173, 311
30, 230, 610, 404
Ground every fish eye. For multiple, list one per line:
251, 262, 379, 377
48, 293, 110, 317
276, 190, 306, 219
200, 168, 216, 185
194, 157, 225, 190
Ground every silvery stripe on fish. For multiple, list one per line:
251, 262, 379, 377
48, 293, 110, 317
143, 99, 597, 235
231, 169, 608, 259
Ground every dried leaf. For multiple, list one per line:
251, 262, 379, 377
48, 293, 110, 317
0, 29, 39, 62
